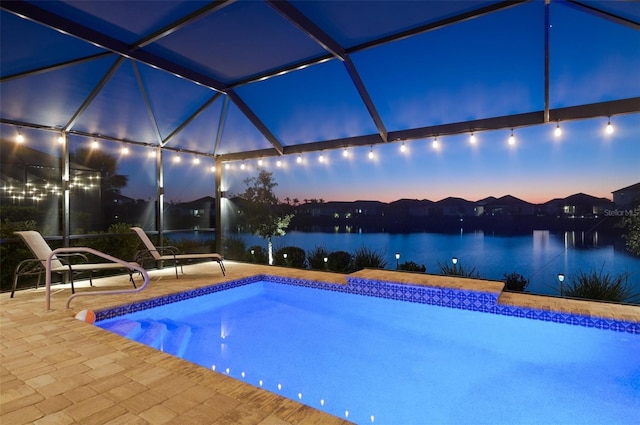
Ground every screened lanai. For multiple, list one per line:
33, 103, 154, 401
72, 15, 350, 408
1, 0, 639, 258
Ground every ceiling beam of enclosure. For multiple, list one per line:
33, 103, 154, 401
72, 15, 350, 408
218, 97, 640, 162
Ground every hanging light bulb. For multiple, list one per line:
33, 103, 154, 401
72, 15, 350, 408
224, 163, 230, 170
258, 158, 263, 166
469, 133, 476, 144
173, 155, 181, 163
343, 147, 349, 158
240, 162, 245, 170
121, 147, 129, 155
606, 117, 614, 135
400, 142, 406, 152
276, 160, 282, 167
508, 130, 515, 145
368, 146, 374, 160
91, 139, 99, 149
192, 157, 200, 165
554, 122, 562, 137
319, 152, 325, 162
58, 133, 65, 144
432, 137, 439, 149
296, 154, 302, 164
16, 130, 24, 143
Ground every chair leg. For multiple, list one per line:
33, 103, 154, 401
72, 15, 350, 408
219, 261, 226, 276
11, 274, 19, 298
129, 272, 137, 289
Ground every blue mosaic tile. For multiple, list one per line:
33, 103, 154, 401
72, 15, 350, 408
94, 274, 639, 335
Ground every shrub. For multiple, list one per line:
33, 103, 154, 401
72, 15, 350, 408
399, 261, 426, 273
244, 245, 268, 264
327, 251, 352, 273
274, 246, 307, 268
437, 259, 480, 278
560, 268, 639, 303
307, 246, 330, 270
503, 272, 529, 292
353, 246, 387, 271
224, 236, 246, 260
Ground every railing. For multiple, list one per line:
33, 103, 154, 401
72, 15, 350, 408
45, 247, 149, 311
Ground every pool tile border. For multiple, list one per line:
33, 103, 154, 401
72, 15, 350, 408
95, 274, 640, 334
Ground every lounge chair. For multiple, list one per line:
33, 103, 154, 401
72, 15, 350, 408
12, 230, 139, 298
130, 227, 225, 277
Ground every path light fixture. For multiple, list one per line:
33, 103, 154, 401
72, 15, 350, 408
395, 252, 400, 270
557, 273, 565, 295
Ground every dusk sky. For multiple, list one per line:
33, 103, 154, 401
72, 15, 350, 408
2, 1, 638, 205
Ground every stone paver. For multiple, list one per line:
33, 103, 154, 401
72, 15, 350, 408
2, 261, 637, 424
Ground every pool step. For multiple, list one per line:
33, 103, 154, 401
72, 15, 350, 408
138, 320, 168, 349
159, 319, 192, 357
101, 319, 142, 338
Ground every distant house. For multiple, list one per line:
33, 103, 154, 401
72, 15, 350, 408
554, 193, 613, 217
612, 183, 640, 208
474, 196, 497, 216
434, 197, 475, 217
484, 195, 535, 216
389, 199, 433, 217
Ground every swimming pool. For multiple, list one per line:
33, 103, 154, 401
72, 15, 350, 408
96, 276, 640, 424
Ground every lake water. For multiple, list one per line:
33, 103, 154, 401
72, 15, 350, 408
167, 230, 640, 300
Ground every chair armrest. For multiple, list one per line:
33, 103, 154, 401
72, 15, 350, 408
56, 252, 90, 264
14, 258, 45, 276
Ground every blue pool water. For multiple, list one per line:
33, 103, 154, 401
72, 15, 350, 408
97, 280, 640, 424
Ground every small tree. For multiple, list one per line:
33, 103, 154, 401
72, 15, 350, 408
239, 168, 294, 265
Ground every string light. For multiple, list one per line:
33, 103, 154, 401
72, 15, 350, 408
16, 130, 24, 143
554, 122, 562, 137
606, 117, 614, 134
343, 147, 349, 158
258, 158, 263, 166
296, 154, 302, 164
192, 157, 200, 165
91, 139, 99, 149
469, 133, 476, 144
240, 162, 245, 170
173, 155, 181, 163
276, 160, 282, 167
224, 163, 230, 170
508, 130, 515, 145
121, 147, 129, 155
58, 133, 65, 144
319, 152, 325, 163
400, 142, 406, 152
368, 146, 374, 160
432, 137, 439, 149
